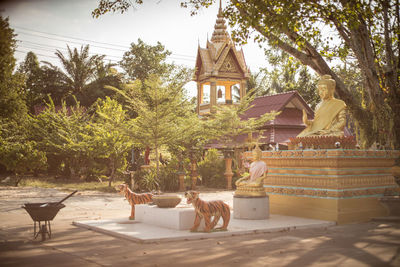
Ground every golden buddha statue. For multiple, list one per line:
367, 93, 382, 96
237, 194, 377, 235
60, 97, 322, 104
235, 145, 268, 197
297, 74, 347, 137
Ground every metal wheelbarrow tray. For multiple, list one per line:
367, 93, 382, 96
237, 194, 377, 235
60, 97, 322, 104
22, 190, 77, 241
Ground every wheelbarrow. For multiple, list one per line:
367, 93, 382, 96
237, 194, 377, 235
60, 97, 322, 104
22, 190, 77, 241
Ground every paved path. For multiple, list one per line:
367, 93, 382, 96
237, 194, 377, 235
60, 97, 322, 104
1, 186, 400, 267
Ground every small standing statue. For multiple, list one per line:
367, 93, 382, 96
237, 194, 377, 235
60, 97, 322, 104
235, 145, 268, 197
297, 74, 347, 137
185, 191, 230, 232
116, 183, 153, 220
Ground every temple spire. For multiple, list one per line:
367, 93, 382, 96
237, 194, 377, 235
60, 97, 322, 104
211, 0, 230, 43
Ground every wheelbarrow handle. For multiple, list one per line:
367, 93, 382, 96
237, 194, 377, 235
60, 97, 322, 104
54, 190, 78, 206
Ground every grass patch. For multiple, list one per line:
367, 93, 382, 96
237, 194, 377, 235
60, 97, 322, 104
1, 176, 124, 193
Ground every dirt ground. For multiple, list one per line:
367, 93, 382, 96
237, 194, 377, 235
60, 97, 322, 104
0, 186, 399, 267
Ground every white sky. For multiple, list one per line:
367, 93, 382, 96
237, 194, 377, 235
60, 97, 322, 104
0, 0, 269, 97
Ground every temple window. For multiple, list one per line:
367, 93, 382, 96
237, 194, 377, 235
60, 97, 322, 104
202, 84, 210, 104
232, 83, 240, 103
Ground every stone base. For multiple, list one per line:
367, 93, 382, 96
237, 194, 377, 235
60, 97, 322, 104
233, 196, 269, 220
269, 195, 388, 224
135, 204, 205, 230
379, 196, 400, 216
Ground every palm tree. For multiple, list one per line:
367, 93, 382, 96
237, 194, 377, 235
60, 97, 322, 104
42, 45, 122, 106
43, 45, 103, 102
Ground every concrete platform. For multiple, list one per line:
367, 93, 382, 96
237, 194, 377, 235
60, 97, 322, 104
135, 204, 205, 230
73, 213, 335, 243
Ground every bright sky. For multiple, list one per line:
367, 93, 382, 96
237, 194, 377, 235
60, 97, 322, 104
0, 0, 269, 97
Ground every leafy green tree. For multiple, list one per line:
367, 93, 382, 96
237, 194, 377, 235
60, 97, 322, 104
17, 51, 45, 112
207, 91, 280, 148
92, 0, 143, 17
0, 120, 47, 185
110, 66, 192, 179
42, 45, 105, 105
77, 62, 122, 107
91, 97, 133, 186
31, 99, 92, 179
0, 16, 27, 122
263, 51, 319, 109
119, 38, 172, 83
242, 70, 270, 100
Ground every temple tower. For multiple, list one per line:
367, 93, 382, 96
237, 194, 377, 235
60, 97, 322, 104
194, 2, 250, 115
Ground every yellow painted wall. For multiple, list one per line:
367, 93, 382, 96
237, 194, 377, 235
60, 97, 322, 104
269, 194, 388, 224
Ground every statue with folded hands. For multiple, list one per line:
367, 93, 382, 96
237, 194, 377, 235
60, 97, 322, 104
235, 145, 268, 197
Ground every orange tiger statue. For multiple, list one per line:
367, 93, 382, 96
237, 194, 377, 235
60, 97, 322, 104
116, 183, 153, 220
184, 191, 230, 232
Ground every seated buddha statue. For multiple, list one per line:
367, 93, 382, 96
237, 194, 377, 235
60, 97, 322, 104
297, 74, 347, 137
235, 145, 268, 197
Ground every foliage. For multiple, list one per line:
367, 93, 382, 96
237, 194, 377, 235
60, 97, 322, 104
120, 38, 172, 82
158, 157, 182, 192
246, 70, 270, 97
0, 16, 27, 122
17, 51, 44, 112
262, 51, 319, 109
197, 149, 225, 188
90, 97, 133, 186
92, 0, 143, 17
0, 120, 47, 184
109, 66, 193, 177
29, 97, 132, 186
30, 99, 93, 180
206, 90, 280, 148
38, 45, 121, 107
137, 168, 160, 192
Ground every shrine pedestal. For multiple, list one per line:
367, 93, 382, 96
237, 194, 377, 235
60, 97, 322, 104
233, 196, 269, 219
135, 204, 205, 230
244, 149, 400, 224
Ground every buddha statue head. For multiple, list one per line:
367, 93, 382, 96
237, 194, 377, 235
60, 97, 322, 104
252, 145, 262, 161
317, 75, 336, 100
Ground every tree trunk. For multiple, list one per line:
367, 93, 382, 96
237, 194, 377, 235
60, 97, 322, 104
108, 159, 115, 187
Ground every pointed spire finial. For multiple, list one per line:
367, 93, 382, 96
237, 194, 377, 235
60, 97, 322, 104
210, 0, 230, 43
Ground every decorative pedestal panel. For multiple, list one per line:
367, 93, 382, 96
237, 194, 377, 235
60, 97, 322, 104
245, 149, 400, 224
233, 196, 269, 219
135, 204, 205, 230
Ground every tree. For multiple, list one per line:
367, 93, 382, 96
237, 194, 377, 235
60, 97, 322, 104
0, 120, 47, 185
206, 90, 280, 148
42, 45, 104, 104
91, 97, 133, 186
31, 99, 92, 179
112, 73, 192, 179
77, 61, 123, 107
120, 38, 172, 83
0, 16, 27, 122
262, 50, 319, 109
17, 51, 44, 112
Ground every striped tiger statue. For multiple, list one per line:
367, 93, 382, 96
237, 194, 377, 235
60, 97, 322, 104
116, 183, 153, 220
184, 191, 230, 232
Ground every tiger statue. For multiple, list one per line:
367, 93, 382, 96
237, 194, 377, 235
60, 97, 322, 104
184, 191, 230, 232
116, 183, 153, 220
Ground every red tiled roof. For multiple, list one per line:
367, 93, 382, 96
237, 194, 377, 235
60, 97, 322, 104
242, 91, 313, 125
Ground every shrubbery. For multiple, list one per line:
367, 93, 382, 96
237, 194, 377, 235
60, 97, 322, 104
197, 149, 225, 188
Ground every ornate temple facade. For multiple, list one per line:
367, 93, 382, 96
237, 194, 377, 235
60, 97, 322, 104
194, 4, 250, 115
